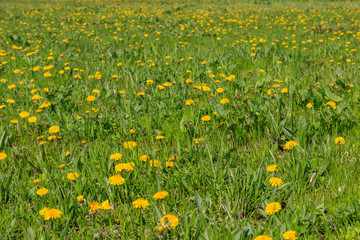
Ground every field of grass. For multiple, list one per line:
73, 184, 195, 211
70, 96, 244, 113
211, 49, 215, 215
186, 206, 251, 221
1, 0, 360, 239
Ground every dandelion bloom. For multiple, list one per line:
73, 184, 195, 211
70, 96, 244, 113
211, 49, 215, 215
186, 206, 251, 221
281, 88, 288, 93
101, 200, 112, 210
39, 101, 51, 108
186, 99, 194, 106
266, 165, 277, 172
115, 162, 135, 172
283, 231, 297, 240
77, 195, 84, 202
153, 191, 169, 200
265, 202, 281, 215
269, 177, 283, 187
33, 179, 40, 184
28, 117, 37, 123
123, 141, 137, 149
254, 235, 273, 240
306, 103, 313, 108
110, 153, 122, 161
108, 175, 125, 186
150, 160, 160, 167
166, 161, 174, 167
49, 125, 60, 134
220, 98, 229, 104
0, 152, 7, 160
137, 92, 145, 96
326, 101, 336, 109
160, 214, 179, 229
36, 188, 48, 196
67, 172, 79, 181
89, 201, 101, 212
19, 111, 30, 118
92, 89, 100, 93
43, 208, 63, 220
283, 140, 298, 150
11, 119, 18, 124
155, 135, 165, 140
139, 155, 150, 161
335, 137, 345, 145
132, 198, 150, 209
201, 115, 211, 122
39, 207, 49, 216
87, 95, 96, 102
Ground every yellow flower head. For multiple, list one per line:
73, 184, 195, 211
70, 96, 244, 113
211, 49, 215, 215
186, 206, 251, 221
0, 151, 7, 160
155, 135, 165, 140
220, 98, 229, 104
283, 140, 298, 150
132, 198, 149, 209
49, 125, 60, 134
306, 102, 313, 108
269, 177, 283, 187
67, 172, 79, 181
201, 115, 211, 122
101, 200, 113, 210
326, 101, 336, 109
283, 231, 297, 240
139, 155, 150, 161
115, 162, 135, 172
153, 191, 169, 200
108, 174, 125, 186
77, 195, 84, 202
43, 208, 62, 220
254, 235, 273, 240
265, 202, 281, 215
335, 137, 345, 145
123, 141, 137, 149
87, 95, 96, 102
89, 201, 101, 212
110, 153, 122, 161
19, 111, 30, 118
266, 165, 277, 172
160, 214, 179, 229
36, 188, 48, 196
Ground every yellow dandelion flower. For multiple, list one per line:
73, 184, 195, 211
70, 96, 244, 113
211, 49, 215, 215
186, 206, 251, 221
108, 175, 125, 186
87, 95, 96, 102
49, 126, 60, 134
160, 214, 179, 229
269, 177, 283, 187
201, 115, 211, 122
77, 195, 84, 202
0, 152, 7, 160
153, 191, 169, 200
265, 202, 281, 215
19, 111, 30, 118
132, 198, 149, 209
335, 137, 345, 145
266, 165, 277, 173
115, 162, 135, 172
67, 172, 79, 181
306, 103, 313, 108
283, 230, 297, 240
43, 208, 62, 220
123, 141, 137, 149
36, 188, 48, 196
254, 235, 273, 240
89, 201, 101, 212
110, 153, 122, 161
139, 155, 150, 161
101, 200, 112, 210
326, 101, 336, 109
283, 140, 298, 150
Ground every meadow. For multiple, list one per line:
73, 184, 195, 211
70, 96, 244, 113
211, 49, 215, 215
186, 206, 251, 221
1, 0, 360, 239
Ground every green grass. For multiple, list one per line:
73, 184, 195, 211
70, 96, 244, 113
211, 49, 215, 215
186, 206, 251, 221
1, 0, 360, 239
